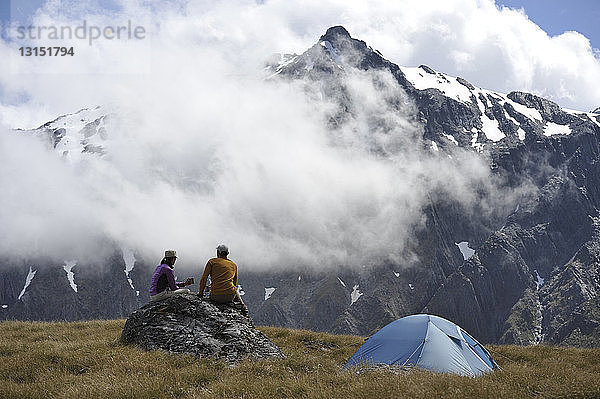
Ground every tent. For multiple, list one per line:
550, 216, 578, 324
343, 314, 499, 376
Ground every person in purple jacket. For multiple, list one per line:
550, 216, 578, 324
149, 250, 193, 301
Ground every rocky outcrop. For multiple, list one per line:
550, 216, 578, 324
120, 293, 284, 362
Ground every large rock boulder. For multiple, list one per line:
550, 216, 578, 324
120, 293, 284, 362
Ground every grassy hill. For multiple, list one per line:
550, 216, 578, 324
1, 320, 599, 399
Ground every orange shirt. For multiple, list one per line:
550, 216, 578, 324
198, 257, 238, 295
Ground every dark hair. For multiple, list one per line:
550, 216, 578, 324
161, 257, 176, 266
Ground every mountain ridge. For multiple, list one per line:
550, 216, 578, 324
3, 26, 600, 347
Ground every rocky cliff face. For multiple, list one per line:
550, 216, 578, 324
4, 26, 600, 347
0, 251, 151, 321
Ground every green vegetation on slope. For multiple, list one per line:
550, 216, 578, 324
1, 320, 599, 398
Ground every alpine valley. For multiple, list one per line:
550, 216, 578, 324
3, 26, 600, 347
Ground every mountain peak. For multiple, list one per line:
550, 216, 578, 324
593, 106, 600, 114
319, 26, 352, 43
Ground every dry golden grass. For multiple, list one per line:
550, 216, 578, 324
0, 320, 599, 398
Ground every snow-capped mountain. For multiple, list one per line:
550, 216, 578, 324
18, 106, 110, 160
252, 26, 600, 345
3, 26, 600, 347
266, 26, 599, 153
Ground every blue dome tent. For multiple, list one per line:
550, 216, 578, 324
343, 314, 499, 376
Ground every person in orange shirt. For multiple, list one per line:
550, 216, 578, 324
197, 244, 247, 313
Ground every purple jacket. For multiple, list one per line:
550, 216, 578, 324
149, 263, 185, 296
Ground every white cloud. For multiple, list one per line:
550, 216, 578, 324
323, 0, 600, 112
0, 0, 581, 270
0, 65, 524, 270
2, 0, 599, 117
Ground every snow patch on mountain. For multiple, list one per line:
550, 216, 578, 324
24, 106, 109, 162
408, 283, 414, 290
398, 65, 581, 145
18, 266, 37, 300
534, 270, 545, 290
268, 54, 298, 77
122, 247, 137, 294
264, 287, 276, 300
430, 141, 439, 152
543, 122, 572, 136
393, 272, 400, 278
350, 284, 362, 305
500, 108, 527, 139
503, 108, 520, 126
563, 108, 585, 116
474, 93, 488, 113
481, 115, 506, 142
456, 242, 475, 260
321, 40, 342, 68
401, 66, 472, 103
63, 260, 78, 292
442, 133, 458, 145
492, 93, 543, 122
401, 66, 548, 126
472, 92, 505, 142
508, 102, 542, 122
586, 114, 600, 128
337, 277, 346, 287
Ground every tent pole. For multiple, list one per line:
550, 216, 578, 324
400, 339, 425, 368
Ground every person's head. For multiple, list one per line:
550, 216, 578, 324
216, 244, 229, 259
161, 249, 177, 267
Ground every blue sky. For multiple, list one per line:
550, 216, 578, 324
0, 0, 121, 26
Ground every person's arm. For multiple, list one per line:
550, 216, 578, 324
164, 267, 179, 291
197, 261, 212, 296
